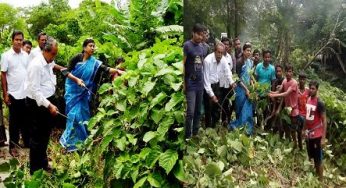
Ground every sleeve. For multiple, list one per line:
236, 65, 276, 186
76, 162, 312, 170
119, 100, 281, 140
183, 43, 189, 56
255, 64, 259, 76
271, 66, 276, 80
98, 64, 110, 74
317, 99, 326, 114
203, 58, 214, 97
68, 53, 83, 71
27, 64, 50, 108
0, 53, 8, 72
224, 60, 234, 85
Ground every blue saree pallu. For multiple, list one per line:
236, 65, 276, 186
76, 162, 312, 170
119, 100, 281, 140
60, 56, 101, 151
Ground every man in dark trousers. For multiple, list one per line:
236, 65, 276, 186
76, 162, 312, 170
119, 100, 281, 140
203, 43, 235, 127
26, 37, 84, 174
1, 30, 30, 156
183, 24, 206, 139
303, 80, 327, 181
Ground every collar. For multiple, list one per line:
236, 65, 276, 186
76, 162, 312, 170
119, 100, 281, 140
10, 47, 24, 55
212, 53, 223, 64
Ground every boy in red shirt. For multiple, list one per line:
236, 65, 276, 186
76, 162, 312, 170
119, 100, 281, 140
296, 72, 309, 150
269, 64, 299, 147
303, 80, 327, 181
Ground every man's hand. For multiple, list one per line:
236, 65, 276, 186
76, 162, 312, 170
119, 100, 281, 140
117, 69, 125, 75
211, 96, 218, 103
321, 137, 327, 148
268, 92, 275, 98
230, 83, 237, 89
245, 90, 250, 98
3, 94, 11, 106
77, 78, 85, 88
48, 103, 59, 116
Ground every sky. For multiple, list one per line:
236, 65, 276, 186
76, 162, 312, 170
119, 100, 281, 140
0, 0, 112, 8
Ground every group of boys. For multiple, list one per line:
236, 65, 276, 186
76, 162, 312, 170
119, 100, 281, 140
183, 23, 327, 180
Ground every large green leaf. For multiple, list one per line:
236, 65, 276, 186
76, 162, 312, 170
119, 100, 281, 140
141, 80, 156, 96
128, 76, 139, 87
143, 131, 157, 143
151, 108, 164, 124
173, 160, 187, 182
0, 162, 10, 172
229, 140, 243, 152
98, 83, 112, 94
115, 100, 127, 112
147, 173, 161, 187
204, 162, 222, 178
145, 148, 161, 168
133, 176, 147, 188
159, 149, 178, 174
165, 93, 184, 111
150, 92, 167, 109
116, 136, 127, 151
154, 67, 175, 77
156, 115, 174, 140
62, 183, 76, 188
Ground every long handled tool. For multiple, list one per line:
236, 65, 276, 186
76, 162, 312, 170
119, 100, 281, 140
81, 85, 96, 96
57, 111, 71, 120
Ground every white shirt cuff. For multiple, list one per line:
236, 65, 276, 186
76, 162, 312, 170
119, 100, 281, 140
43, 99, 50, 108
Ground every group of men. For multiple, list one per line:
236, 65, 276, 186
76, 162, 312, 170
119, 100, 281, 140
183, 23, 327, 180
0, 30, 84, 174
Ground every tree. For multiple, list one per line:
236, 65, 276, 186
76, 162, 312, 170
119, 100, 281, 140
0, 3, 17, 41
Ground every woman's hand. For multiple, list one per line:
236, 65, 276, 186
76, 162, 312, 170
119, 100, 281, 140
245, 90, 250, 98
77, 78, 85, 88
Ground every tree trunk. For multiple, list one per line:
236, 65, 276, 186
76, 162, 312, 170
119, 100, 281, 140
234, 0, 238, 37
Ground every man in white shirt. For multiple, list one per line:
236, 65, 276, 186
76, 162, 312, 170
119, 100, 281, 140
28, 32, 47, 63
221, 37, 236, 123
0, 30, 30, 156
203, 43, 235, 128
26, 37, 84, 174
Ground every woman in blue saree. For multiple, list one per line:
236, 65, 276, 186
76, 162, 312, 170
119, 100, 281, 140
60, 39, 124, 151
229, 43, 254, 135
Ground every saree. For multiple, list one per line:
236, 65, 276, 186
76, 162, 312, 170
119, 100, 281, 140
229, 58, 254, 135
60, 56, 101, 151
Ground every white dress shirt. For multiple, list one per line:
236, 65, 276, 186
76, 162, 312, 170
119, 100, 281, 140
0, 48, 29, 99
28, 46, 42, 63
203, 53, 234, 97
224, 52, 233, 72
26, 52, 56, 108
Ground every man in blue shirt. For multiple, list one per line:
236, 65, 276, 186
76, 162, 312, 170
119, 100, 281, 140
183, 23, 206, 139
255, 49, 276, 86
255, 49, 276, 128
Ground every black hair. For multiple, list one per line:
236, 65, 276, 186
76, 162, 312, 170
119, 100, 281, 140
82, 38, 95, 53
37, 32, 47, 41
116, 57, 125, 65
309, 80, 319, 89
253, 49, 260, 55
275, 64, 283, 70
221, 37, 231, 43
298, 71, 307, 79
23, 40, 32, 46
11, 30, 24, 41
192, 23, 206, 33
233, 37, 240, 43
242, 43, 251, 51
262, 49, 271, 57
285, 64, 294, 71
83, 38, 95, 48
